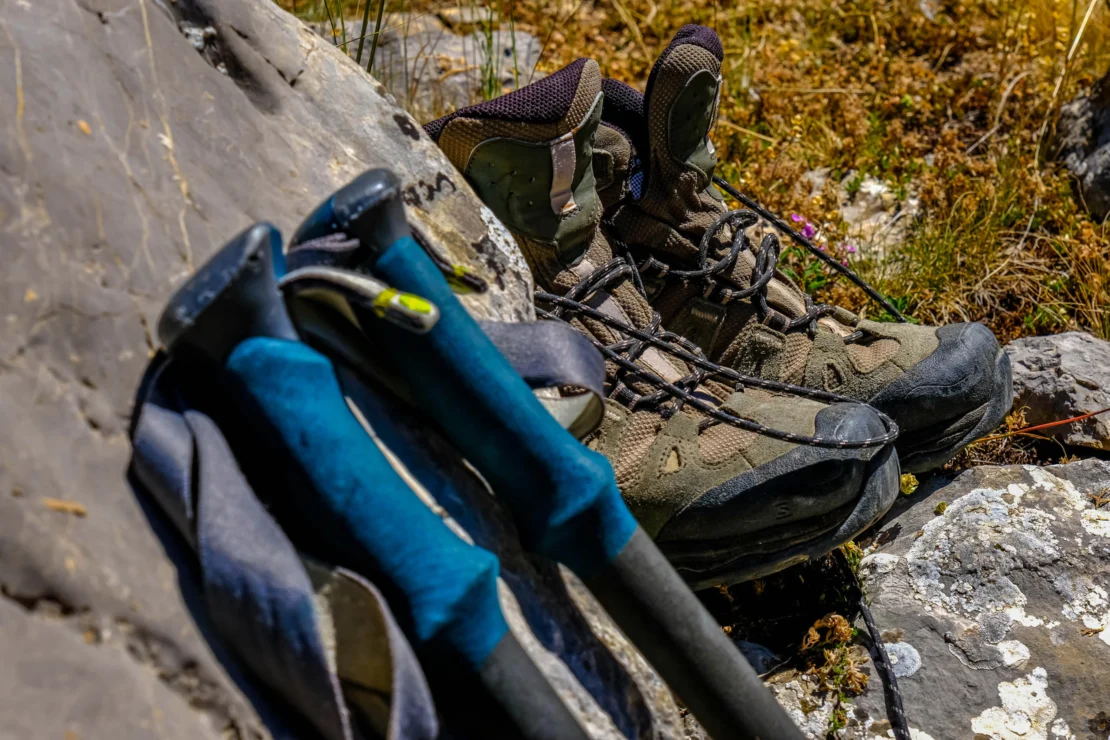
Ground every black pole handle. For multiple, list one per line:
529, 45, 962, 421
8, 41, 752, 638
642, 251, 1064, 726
476, 633, 591, 740
157, 222, 297, 361
587, 528, 806, 740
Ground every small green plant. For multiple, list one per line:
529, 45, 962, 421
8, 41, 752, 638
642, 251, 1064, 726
1024, 303, 1070, 332
873, 295, 911, 323
843, 171, 864, 197
476, 1, 499, 101
322, 0, 348, 51
779, 245, 833, 294
799, 613, 868, 739
838, 542, 863, 574
474, 1, 522, 101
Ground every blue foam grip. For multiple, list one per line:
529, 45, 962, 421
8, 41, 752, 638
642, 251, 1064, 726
224, 337, 507, 670
132, 356, 376, 740
365, 237, 638, 579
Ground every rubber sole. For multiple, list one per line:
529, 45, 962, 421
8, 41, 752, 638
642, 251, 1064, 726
657, 440, 901, 589
895, 347, 1013, 473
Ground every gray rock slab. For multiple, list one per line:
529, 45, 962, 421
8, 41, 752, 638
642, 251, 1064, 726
0, 597, 246, 740
0, 0, 684, 736
830, 460, 1110, 739
1006, 332, 1110, 450
1056, 71, 1110, 222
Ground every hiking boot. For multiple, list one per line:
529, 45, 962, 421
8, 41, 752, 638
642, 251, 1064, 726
594, 25, 1014, 474
425, 59, 900, 585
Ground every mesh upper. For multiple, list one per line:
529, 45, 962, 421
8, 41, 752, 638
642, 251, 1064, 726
644, 24, 723, 107
600, 78, 648, 158
781, 332, 812, 384
846, 338, 900, 373
424, 58, 590, 141
611, 410, 663, 490
699, 421, 757, 466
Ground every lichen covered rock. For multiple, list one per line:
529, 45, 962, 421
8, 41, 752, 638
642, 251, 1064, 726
839, 461, 1110, 739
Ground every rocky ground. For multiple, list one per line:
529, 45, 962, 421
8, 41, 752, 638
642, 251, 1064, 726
3, 0, 1110, 738
1007, 333, 1110, 451
307, 9, 543, 121
780, 459, 1110, 739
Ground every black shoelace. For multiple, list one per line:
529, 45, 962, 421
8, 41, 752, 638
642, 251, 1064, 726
535, 257, 899, 449
859, 595, 911, 740
832, 549, 911, 740
606, 176, 910, 345
712, 177, 908, 324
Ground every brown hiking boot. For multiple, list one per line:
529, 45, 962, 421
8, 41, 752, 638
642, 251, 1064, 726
595, 26, 1013, 474
425, 59, 900, 586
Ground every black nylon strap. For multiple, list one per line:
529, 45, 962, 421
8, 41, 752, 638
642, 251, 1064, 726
479, 320, 606, 400
480, 319, 608, 440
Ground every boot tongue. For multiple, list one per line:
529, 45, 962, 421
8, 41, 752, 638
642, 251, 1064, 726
595, 78, 644, 209
608, 26, 731, 268
593, 120, 634, 210
642, 24, 724, 193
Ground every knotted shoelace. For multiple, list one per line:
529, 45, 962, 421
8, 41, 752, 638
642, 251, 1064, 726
712, 177, 908, 323
295, 228, 897, 444
604, 175, 910, 345
536, 256, 899, 449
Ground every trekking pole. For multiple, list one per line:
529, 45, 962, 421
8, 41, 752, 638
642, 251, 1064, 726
157, 222, 590, 740
283, 169, 806, 740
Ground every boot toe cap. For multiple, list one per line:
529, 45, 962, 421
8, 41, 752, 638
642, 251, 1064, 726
870, 322, 1013, 472
655, 402, 900, 586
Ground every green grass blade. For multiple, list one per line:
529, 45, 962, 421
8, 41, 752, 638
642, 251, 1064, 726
366, 0, 389, 75
355, 0, 373, 64
321, 0, 339, 46
508, 0, 520, 91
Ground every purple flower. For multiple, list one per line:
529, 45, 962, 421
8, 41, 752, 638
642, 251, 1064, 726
801, 223, 817, 239
791, 213, 804, 222
845, 243, 858, 254
841, 259, 849, 266
817, 244, 826, 252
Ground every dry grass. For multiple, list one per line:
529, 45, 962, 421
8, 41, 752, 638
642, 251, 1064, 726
944, 405, 1083, 469
278, 0, 1110, 343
